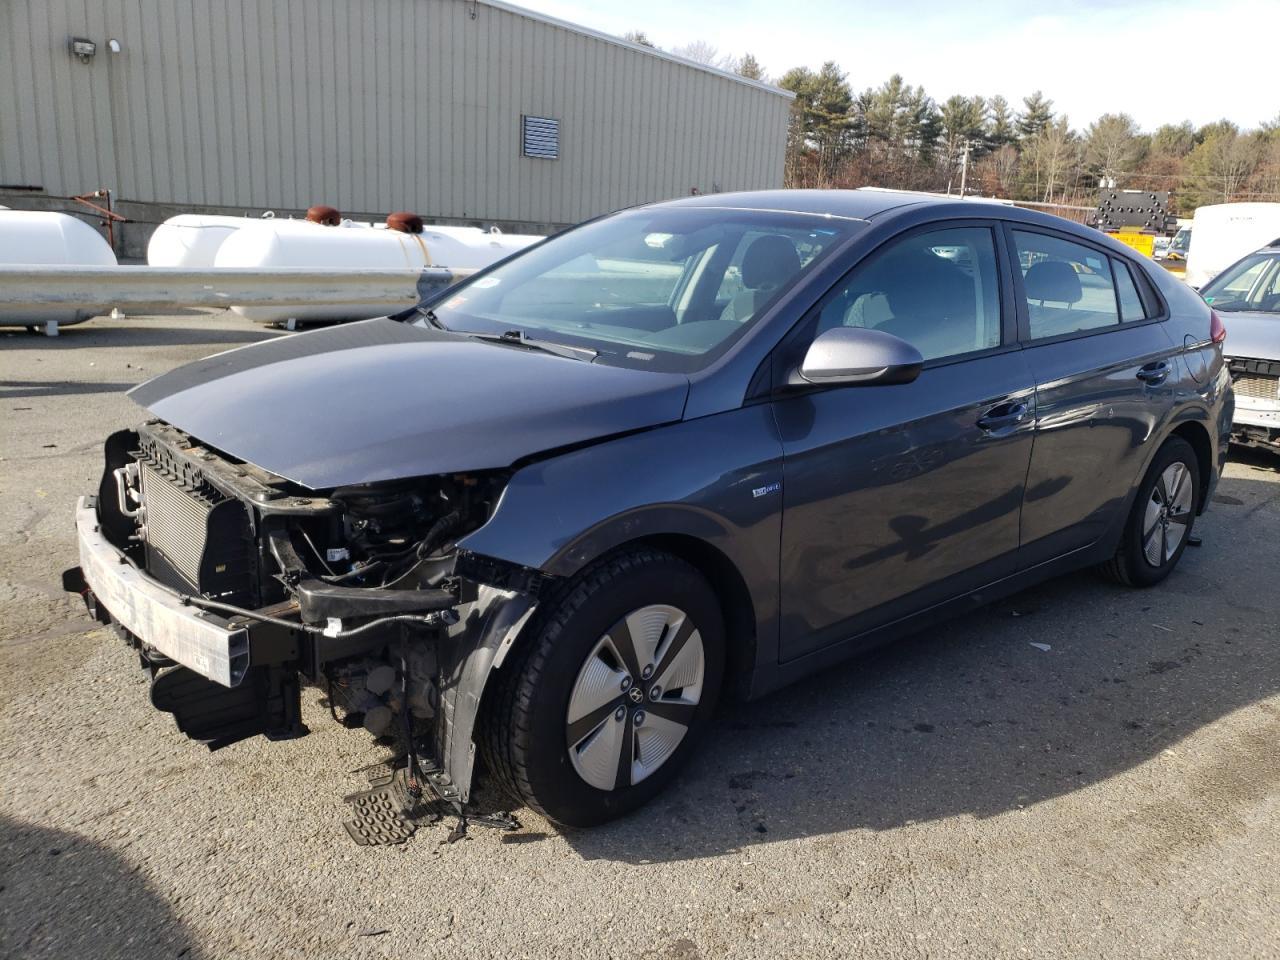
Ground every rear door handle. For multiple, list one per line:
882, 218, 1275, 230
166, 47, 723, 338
976, 401, 1029, 432
1136, 361, 1170, 385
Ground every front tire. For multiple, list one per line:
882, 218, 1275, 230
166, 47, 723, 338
1100, 436, 1200, 587
481, 549, 725, 827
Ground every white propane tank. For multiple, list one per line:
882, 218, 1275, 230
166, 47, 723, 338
0, 210, 117, 327
146, 213, 265, 267
214, 217, 541, 324
409, 224, 542, 269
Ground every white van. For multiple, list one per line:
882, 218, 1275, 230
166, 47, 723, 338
1185, 202, 1280, 288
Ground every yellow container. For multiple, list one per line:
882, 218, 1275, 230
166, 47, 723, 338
1109, 230, 1156, 257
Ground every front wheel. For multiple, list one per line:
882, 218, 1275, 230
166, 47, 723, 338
1099, 436, 1200, 587
481, 549, 724, 827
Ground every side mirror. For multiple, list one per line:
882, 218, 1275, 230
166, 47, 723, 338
794, 326, 924, 387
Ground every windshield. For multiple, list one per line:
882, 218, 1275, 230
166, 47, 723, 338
1200, 252, 1280, 314
418, 207, 860, 371
1170, 227, 1191, 254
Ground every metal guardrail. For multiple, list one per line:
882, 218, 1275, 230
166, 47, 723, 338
0, 265, 475, 333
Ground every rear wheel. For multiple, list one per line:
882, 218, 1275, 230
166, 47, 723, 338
1099, 436, 1200, 587
481, 549, 724, 827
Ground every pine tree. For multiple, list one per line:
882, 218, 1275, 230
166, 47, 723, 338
1018, 91, 1054, 141
988, 95, 1016, 149
737, 53, 765, 81
779, 62, 854, 185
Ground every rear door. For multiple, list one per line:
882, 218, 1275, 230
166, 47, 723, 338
1005, 226, 1178, 567
773, 222, 1037, 662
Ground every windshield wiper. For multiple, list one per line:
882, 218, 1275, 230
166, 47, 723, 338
417, 306, 448, 329
467, 329, 598, 361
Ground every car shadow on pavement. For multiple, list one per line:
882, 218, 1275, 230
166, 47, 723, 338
560, 467, 1280, 863
1227, 444, 1280, 474
1, 379, 137, 399
0, 815, 206, 960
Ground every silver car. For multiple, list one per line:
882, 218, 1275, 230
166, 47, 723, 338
1201, 243, 1280, 451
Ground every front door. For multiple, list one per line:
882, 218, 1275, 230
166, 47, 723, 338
774, 223, 1037, 662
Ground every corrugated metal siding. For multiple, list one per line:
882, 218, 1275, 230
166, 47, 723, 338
1, 0, 790, 226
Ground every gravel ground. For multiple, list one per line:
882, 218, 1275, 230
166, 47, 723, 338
2, 312, 1278, 960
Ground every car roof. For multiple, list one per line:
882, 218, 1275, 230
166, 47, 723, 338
647, 188, 1177, 263
646, 188, 1019, 222
1225, 243, 1280, 258
645, 188, 1113, 234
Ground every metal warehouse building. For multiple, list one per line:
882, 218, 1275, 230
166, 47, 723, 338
0, 0, 792, 250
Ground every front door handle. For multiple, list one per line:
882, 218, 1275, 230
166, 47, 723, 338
1136, 361, 1170, 385
976, 401, 1029, 432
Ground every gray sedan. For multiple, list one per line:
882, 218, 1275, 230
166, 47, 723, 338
68, 190, 1234, 829
1200, 243, 1280, 451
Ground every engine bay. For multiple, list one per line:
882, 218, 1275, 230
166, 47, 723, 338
88, 419, 536, 831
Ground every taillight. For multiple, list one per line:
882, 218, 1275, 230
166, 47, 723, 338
1210, 309, 1227, 344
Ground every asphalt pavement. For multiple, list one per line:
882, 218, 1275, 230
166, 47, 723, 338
2, 312, 1278, 959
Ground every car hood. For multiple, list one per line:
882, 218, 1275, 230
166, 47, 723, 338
129, 318, 689, 489
1219, 311, 1280, 362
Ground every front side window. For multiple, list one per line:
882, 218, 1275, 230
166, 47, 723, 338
422, 208, 859, 372
812, 226, 1002, 362
1014, 231, 1120, 338
1201, 253, 1280, 314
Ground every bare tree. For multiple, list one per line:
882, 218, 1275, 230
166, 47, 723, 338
1184, 127, 1259, 204
1083, 113, 1144, 183
1035, 117, 1076, 203
991, 143, 1020, 196
671, 40, 725, 67
1250, 135, 1280, 201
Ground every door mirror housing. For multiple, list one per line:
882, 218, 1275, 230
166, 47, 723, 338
794, 326, 924, 387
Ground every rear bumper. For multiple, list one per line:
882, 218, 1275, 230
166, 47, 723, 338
75, 495, 250, 688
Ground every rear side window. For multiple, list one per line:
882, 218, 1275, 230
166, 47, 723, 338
1013, 231, 1119, 339
1112, 259, 1149, 321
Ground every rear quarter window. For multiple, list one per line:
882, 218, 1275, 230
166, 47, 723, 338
1112, 259, 1149, 321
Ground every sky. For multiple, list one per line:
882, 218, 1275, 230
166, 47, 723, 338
512, 0, 1278, 132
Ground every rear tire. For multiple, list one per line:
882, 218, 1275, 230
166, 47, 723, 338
1099, 436, 1200, 587
481, 549, 724, 827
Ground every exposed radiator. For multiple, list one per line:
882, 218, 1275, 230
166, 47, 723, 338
139, 461, 255, 602
1232, 372, 1280, 402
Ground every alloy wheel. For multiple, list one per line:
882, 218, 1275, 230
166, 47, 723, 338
1142, 461, 1194, 567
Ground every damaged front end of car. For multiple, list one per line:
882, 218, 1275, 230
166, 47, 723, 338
67, 419, 547, 814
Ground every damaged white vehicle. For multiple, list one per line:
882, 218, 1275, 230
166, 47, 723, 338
1200, 242, 1280, 452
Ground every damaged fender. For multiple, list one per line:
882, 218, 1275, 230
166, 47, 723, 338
436, 584, 538, 803
442, 405, 786, 787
